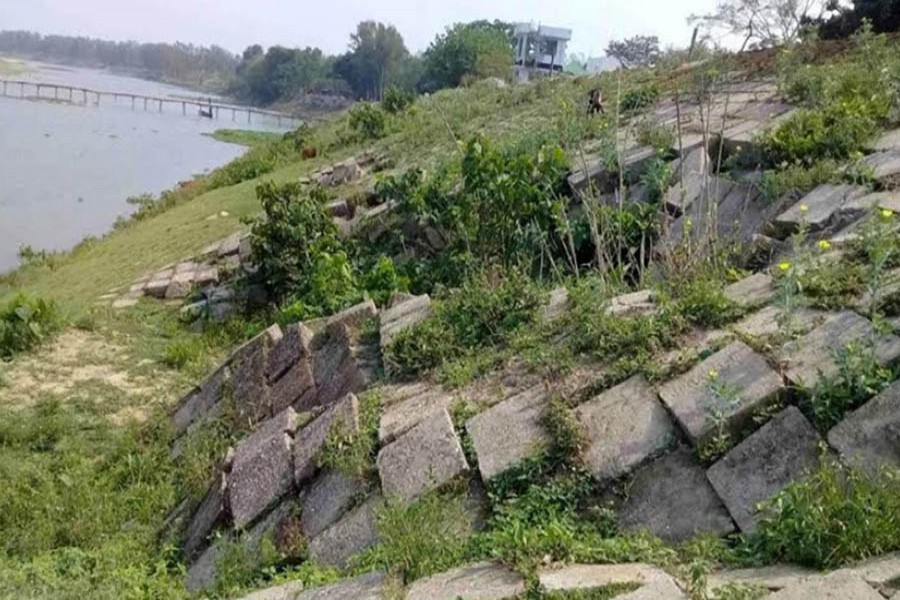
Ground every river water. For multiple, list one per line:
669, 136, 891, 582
0, 61, 285, 273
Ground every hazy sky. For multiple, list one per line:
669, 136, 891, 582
4, 0, 722, 57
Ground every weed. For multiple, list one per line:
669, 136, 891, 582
856, 208, 899, 318
709, 584, 770, 600
747, 460, 900, 569
697, 370, 742, 463
248, 181, 340, 304
384, 269, 544, 380
543, 397, 587, 462
640, 158, 673, 203
317, 390, 381, 482
161, 337, 206, 370
0, 293, 62, 359
758, 160, 842, 202
668, 275, 743, 329
637, 120, 676, 153
449, 399, 479, 467
473, 469, 670, 573
805, 341, 894, 430
352, 489, 474, 582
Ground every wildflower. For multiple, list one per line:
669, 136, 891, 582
799, 204, 809, 214
818, 240, 832, 251
708, 369, 719, 380
882, 209, 895, 219
779, 261, 791, 272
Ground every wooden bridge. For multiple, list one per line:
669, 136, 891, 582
0, 78, 301, 127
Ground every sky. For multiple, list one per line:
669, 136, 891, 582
4, 0, 723, 58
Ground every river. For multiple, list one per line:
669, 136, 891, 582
0, 61, 286, 274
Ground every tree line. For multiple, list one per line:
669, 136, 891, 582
0, 30, 237, 88
0, 20, 515, 107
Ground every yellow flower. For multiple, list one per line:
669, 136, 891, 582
882, 209, 895, 219
799, 204, 809, 214
708, 369, 719, 380
818, 240, 831, 251
779, 261, 791, 272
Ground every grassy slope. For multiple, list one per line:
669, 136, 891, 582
0, 61, 726, 599
1, 163, 302, 312
0, 75, 623, 314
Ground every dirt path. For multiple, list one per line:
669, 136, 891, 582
0, 329, 177, 422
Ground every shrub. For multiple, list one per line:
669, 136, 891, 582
620, 84, 660, 112
748, 461, 900, 569
282, 124, 312, 151
349, 102, 387, 139
359, 256, 410, 308
0, 293, 62, 359
248, 181, 341, 305
759, 160, 843, 202
382, 86, 415, 114
757, 100, 881, 166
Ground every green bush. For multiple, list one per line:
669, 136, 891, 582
380, 136, 571, 282
757, 100, 881, 166
349, 102, 387, 139
382, 86, 415, 114
749, 461, 900, 569
0, 293, 62, 359
248, 181, 341, 305
620, 84, 660, 112
282, 124, 312, 151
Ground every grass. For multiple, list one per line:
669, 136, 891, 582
208, 129, 284, 147
352, 488, 476, 583
747, 461, 900, 569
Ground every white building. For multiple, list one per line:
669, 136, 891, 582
513, 23, 572, 82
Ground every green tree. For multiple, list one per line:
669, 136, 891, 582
421, 21, 514, 91
234, 46, 334, 105
335, 21, 408, 100
605, 35, 660, 68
